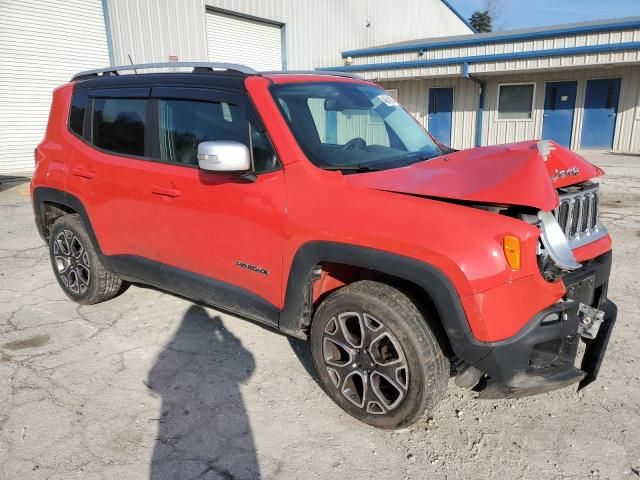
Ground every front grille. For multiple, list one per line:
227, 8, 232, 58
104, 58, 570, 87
553, 183, 602, 246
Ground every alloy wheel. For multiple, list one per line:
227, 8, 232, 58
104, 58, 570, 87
53, 229, 91, 295
321, 311, 409, 414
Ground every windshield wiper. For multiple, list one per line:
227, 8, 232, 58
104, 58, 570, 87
320, 165, 382, 173
399, 152, 440, 166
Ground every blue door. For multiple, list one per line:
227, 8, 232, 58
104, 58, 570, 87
542, 81, 577, 147
428, 88, 453, 146
581, 78, 621, 149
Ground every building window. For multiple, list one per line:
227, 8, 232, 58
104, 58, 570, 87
497, 83, 535, 120
386, 89, 399, 101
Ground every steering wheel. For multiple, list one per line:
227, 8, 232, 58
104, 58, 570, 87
341, 137, 367, 151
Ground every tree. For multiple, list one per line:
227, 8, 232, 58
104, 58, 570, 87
484, 0, 505, 30
469, 10, 492, 33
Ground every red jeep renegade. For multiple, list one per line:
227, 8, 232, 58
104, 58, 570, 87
31, 63, 617, 429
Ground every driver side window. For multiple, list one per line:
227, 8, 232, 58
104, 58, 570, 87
158, 97, 280, 173
306, 97, 390, 147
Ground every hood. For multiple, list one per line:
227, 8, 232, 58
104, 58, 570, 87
345, 140, 604, 211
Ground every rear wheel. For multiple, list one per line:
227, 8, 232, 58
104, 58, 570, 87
310, 280, 449, 429
49, 214, 127, 305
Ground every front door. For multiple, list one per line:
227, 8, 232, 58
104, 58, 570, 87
428, 88, 453, 146
581, 78, 621, 149
145, 87, 286, 311
542, 81, 577, 147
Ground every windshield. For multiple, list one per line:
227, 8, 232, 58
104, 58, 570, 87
270, 82, 443, 172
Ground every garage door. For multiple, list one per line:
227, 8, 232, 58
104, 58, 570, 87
0, 0, 110, 174
206, 10, 283, 71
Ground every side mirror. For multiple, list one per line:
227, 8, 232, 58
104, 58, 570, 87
197, 141, 251, 172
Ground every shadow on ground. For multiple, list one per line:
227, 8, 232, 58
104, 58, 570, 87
0, 175, 30, 193
148, 305, 260, 479
288, 337, 320, 385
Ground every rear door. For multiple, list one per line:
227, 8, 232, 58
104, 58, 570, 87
66, 87, 173, 260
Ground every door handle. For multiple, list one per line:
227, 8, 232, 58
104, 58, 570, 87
151, 185, 182, 197
71, 167, 96, 179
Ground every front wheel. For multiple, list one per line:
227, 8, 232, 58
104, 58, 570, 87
310, 281, 449, 429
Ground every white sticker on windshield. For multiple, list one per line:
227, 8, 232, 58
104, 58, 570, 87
378, 94, 398, 106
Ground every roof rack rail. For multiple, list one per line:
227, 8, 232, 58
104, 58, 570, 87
261, 70, 364, 80
71, 62, 257, 81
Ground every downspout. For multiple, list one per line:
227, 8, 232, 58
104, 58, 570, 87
462, 62, 485, 147
101, 0, 116, 66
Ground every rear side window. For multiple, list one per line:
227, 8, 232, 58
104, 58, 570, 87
92, 98, 147, 156
69, 89, 87, 136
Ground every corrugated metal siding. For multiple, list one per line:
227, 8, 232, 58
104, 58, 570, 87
616, 67, 640, 153
630, 72, 640, 153
378, 66, 640, 153
107, 0, 208, 65
380, 78, 479, 150
206, 10, 282, 70
350, 27, 640, 71
202, 0, 472, 69
468, 49, 640, 76
481, 67, 640, 152
105, 0, 471, 69
0, 0, 110, 174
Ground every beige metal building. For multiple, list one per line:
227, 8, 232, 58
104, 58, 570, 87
0, 0, 473, 174
321, 17, 640, 153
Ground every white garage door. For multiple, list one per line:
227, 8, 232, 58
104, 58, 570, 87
206, 10, 283, 72
0, 0, 110, 175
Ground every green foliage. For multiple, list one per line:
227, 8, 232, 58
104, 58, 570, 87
469, 10, 493, 33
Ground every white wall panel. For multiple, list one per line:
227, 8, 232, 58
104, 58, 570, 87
107, 0, 208, 65
106, 0, 472, 70
206, 10, 282, 70
0, 0, 110, 174
203, 0, 472, 69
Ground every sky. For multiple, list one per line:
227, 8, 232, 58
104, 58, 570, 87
448, 0, 640, 31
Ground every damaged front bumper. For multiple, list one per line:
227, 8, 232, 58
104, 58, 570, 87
465, 251, 616, 399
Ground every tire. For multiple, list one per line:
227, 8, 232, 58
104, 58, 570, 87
48, 214, 127, 305
310, 280, 448, 429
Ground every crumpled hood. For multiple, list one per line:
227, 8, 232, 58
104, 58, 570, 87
345, 140, 604, 211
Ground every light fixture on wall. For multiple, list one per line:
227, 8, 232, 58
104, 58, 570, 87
345, 56, 354, 66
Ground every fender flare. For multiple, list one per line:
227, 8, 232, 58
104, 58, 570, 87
278, 241, 490, 363
32, 187, 104, 255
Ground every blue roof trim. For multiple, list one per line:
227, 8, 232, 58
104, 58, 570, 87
342, 18, 640, 58
440, 0, 477, 33
320, 41, 640, 73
